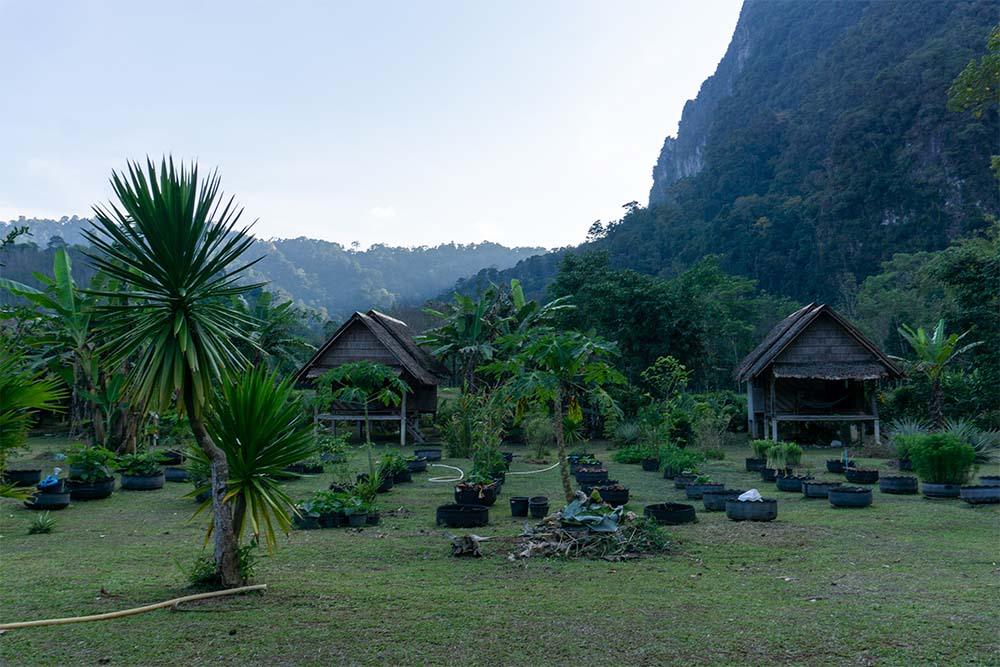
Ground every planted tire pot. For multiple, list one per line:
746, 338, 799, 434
845, 468, 879, 484
24, 492, 71, 511
67, 477, 115, 501
346, 512, 368, 528
745, 457, 765, 473
358, 473, 394, 493
921, 483, 960, 499
674, 473, 697, 490
571, 461, 603, 475
980, 476, 1000, 488
685, 483, 724, 500
528, 496, 549, 518
393, 469, 413, 484
455, 483, 498, 507
826, 460, 856, 474
436, 503, 489, 528
703, 489, 745, 512
644, 502, 696, 525
580, 480, 619, 496
760, 468, 778, 483
898, 458, 913, 471
413, 448, 442, 461
510, 496, 529, 517
596, 486, 630, 506
366, 512, 381, 526
776, 475, 812, 493
641, 458, 659, 471
157, 449, 185, 466
294, 514, 320, 530
121, 472, 166, 490
725, 498, 777, 522
879, 476, 918, 495
285, 462, 324, 475
959, 485, 1000, 505
195, 489, 211, 503
828, 486, 873, 508
802, 480, 841, 499
2, 469, 42, 487
318, 513, 342, 529
164, 467, 191, 483
574, 469, 609, 485
406, 458, 428, 473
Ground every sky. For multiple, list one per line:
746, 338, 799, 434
0, 0, 743, 250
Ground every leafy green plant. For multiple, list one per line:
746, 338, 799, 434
750, 439, 773, 459
659, 446, 704, 476
522, 409, 555, 458
612, 443, 649, 464
693, 474, 712, 485
187, 542, 258, 588
67, 445, 117, 482
116, 451, 162, 477
378, 449, 408, 478
908, 433, 977, 484
0, 339, 66, 478
317, 433, 350, 461
943, 417, 998, 465
28, 512, 56, 535
612, 421, 642, 447
191, 366, 317, 554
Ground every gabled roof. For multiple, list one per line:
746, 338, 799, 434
735, 303, 903, 383
294, 309, 448, 386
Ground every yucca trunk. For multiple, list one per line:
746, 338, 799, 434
929, 378, 944, 430
184, 382, 242, 588
553, 387, 574, 503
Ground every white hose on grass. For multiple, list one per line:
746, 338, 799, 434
427, 463, 465, 483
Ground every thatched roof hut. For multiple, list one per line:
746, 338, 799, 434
294, 309, 447, 443
736, 304, 903, 443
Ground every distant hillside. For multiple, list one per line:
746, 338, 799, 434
0, 217, 544, 321
454, 0, 999, 305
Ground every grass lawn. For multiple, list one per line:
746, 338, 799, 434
1, 436, 998, 667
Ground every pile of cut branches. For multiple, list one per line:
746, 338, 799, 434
507, 513, 669, 561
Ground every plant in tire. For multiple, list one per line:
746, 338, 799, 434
86, 157, 263, 587
907, 433, 977, 485
116, 451, 162, 477
189, 367, 317, 553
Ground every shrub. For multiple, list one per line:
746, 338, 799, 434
116, 451, 162, 477
187, 543, 258, 587
613, 443, 652, 464
612, 421, 642, 447
893, 434, 921, 461
750, 439, 773, 459
66, 445, 117, 482
659, 446, 704, 476
522, 410, 555, 459
28, 512, 55, 535
908, 433, 976, 484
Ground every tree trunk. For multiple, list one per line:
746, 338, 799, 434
184, 382, 242, 588
930, 378, 944, 429
553, 387, 574, 503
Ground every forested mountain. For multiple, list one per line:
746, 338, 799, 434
0, 217, 543, 322
457, 0, 999, 305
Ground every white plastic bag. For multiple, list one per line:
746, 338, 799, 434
738, 489, 763, 502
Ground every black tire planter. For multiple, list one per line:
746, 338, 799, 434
455, 485, 498, 506
921, 482, 960, 499
37, 479, 66, 494
2, 469, 42, 487
164, 467, 192, 483
393, 469, 413, 484
575, 470, 609, 485
528, 496, 549, 518
879, 476, 918, 495
776, 475, 812, 493
158, 450, 185, 466
597, 487, 630, 506
571, 462, 603, 475
898, 458, 913, 471
826, 460, 857, 474
294, 514, 320, 530
436, 503, 489, 528
502, 452, 514, 466
406, 459, 428, 473
845, 468, 879, 484
959, 485, 1000, 505
510, 496, 529, 517
346, 513, 368, 528
745, 457, 765, 473
685, 483, 724, 500
674, 473, 698, 490
121, 472, 166, 490
726, 499, 777, 522
413, 448, 442, 461
802, 481, 842, 499
318, 514, 342, 528
67, 477, 115, 501
24, 492, 71, 511
367, 512, 381, 526
980, 476, 1000, 488
641, 458, 659, 471
644, 502, 696, 525
702, 489, 745, 512
286, 462, 324, 475
829, 486, 873, 508
580, 480, 619, 496
195, 489, 211, 503
760, 468, 778, 483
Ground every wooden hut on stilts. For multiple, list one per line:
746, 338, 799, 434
736, 304, 903, 444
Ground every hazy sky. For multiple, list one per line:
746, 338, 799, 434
1, 0, 742, 249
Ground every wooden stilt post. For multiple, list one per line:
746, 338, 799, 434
400, 392, 407, 447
